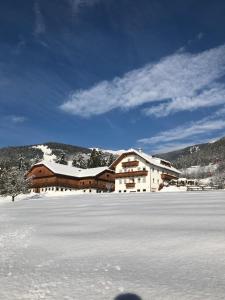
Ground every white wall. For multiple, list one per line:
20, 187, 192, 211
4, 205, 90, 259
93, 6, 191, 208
115, 154, 177, 193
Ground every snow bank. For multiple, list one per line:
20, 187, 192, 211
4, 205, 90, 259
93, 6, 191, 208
160, 186, 187, 192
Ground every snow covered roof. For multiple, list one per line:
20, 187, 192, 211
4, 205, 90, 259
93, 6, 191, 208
111, 148, 181, 174
33, 161, 111, 178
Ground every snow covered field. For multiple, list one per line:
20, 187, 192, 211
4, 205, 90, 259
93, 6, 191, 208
0, 192, 225, 300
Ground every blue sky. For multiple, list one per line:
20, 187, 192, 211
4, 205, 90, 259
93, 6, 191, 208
1, 0, 225, 153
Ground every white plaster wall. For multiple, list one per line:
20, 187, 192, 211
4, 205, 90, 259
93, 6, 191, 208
115, 154, 179, 193
115, 154, 151, 193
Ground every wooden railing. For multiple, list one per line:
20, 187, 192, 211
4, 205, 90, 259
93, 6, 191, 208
122, 161, 139, 168
115, 170, 148, 178
161, 173, 178, 180
126, 182, 135, 188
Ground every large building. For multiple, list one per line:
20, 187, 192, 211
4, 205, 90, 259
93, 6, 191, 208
110, 149, 180, 193
27, 161, 115, 194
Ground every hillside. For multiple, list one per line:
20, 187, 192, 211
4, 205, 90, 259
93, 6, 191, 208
157, 137, 225, 179
0, 142, 109, 170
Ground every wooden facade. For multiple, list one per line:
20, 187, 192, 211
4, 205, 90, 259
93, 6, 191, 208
27, 164, 115, 193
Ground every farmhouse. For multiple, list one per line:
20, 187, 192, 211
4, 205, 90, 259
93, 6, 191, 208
110, 149, 180, 193
27, 161, 115, 194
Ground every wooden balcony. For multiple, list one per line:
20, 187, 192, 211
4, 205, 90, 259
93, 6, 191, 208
126, 182, 135, 188
122, 160, 139, 168
115, 170, 148, 178
161, 173, 178, 181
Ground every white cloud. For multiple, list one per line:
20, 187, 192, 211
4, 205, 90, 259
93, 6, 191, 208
6, 115, 27, 124
67, 0, 101, 16
144, 84, 225, 117
138, 117, 225, 145
60, 44, 225, 117
33, 1, 46, 36
150, 140, 209, 154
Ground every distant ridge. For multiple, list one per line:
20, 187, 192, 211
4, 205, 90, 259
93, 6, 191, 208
157, 136, 225, 169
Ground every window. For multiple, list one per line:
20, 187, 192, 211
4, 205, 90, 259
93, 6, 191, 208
142, 177, 146, 183
61, 188, 64, 191
119, 179, 122, 184
89, 181, 91, 184
83, 190, 86, 192
143, 167, 146, 171
153, 178, 155, 183
56, 187, 59, 191
152, 168, 154, 172
157, 179, 159, 184
138, 178, 141, 183
124, 190, 127, 193
119, 190, 121, 193
137, 189, 140, 192
89, 189, 92, 193
143, 189, 146, 192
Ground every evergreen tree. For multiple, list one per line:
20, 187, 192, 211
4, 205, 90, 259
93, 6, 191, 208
0, 167, 31, 202
87, 149, 107, 168
72, 154, 87, 168
107, 154, 116, 166
56, 153, 68, 165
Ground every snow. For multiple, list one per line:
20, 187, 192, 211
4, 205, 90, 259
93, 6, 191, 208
116, 148, 181, 174
159, 186, 187, 192
32, 145, 57, 162
34, 160, 109, 178
0, 192, 225, 299
182, 164, 218, 176
90, 148, 125, 155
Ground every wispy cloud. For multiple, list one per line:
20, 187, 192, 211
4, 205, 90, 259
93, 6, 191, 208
139, 117, 225, 145
144, 84, 225, 117
138, 107, 225, 153
60, 44, 225, 117
67, 0, 101, 16
5, 115, 27, 124
33, 1, 45, 36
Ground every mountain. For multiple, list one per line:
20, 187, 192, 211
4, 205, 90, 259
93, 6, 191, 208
157, 137, 225, 178
0, 142, 112, 170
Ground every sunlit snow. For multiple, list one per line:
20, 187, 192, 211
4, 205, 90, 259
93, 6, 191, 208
0, 192, 225, 300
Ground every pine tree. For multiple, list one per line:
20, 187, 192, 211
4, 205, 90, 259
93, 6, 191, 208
56, 153, 68, 165
72, 154, 87, 168
0, 167, 31, 202
87, 149, 106, 168
107, 154, 116, 166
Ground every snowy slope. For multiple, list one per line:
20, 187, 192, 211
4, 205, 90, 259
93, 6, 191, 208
0, 192, 225, 300
90, 147, 125, 155
32, 145, 57, 162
